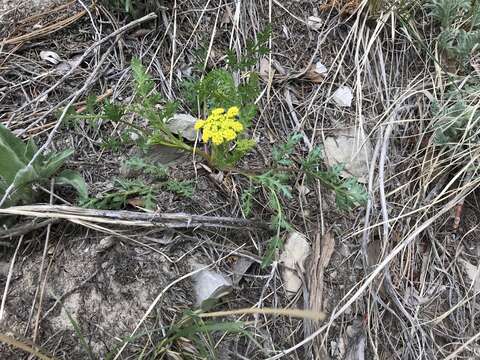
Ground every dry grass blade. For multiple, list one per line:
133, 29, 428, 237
3, 0, 480, 358
200, 307, 326, 321
1, 9, 87, 45
0, 219, 57, 239
0, 332, 54, 360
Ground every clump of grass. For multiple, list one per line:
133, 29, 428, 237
153, 310, 246, 359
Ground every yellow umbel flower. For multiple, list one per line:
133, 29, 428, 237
227, 106, 240, 117
194, 106, 244, 145
211, 108, 225, 116
194, 120, 205, 130
223, 129, 237, 141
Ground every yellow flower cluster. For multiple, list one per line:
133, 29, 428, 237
194, 107, 243, 145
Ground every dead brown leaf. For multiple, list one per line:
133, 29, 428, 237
303, 64, 325, 83
259, 58, 272, 82
459, 259, 480, 293
127, 197, 145, 208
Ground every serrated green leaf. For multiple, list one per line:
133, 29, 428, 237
143, 191, 156, 210
131, 58, 155, 98
85, 93, 97, 115
241, 186, 255, 217
272, 133, 302, 166
166, 180, 194, 198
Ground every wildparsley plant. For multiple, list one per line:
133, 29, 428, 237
241, 133, 368, 267
75, 30, 366, 267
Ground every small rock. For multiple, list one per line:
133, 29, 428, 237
332, 86, 353, 107
259, 58, 272, 82
315, 61, 328, 75
231, 257, 254, 285
129, 131, 140, 141
279, 231, 311, 296
307, 16, 323, 30
147, 144, 187, 166
459, 259, 480, 293
166, 113, 198, 141
323, 127, 372, 183
296, 184, 311, 196
96, 236, 116, 253
193, 269, 232, 308
40, 50, 61, 64
120, 145, 187, 178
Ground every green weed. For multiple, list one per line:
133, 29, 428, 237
76, 32, 366, 267
0, 123, 87, 208
244, 133, 367, 267
83, 158, 193, 210
154, 310, 246, 359
427, 0, 480, 66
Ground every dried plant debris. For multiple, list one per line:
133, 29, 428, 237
459, 258, 480, 293
306, 231, 335, 358
39, 50, 62, 64
231, 256, 255, 285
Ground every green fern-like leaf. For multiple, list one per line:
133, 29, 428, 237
255, 171, 292, 199
166, 180, 194, 198
241, 185, 255, 217
103, 100, 125, 122
427, 0, 471, 28
272, 133, 303, 166
131, 58, 154, 97
227, 26, 271, 71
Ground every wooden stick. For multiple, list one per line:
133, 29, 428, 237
0, 205, 268, 230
